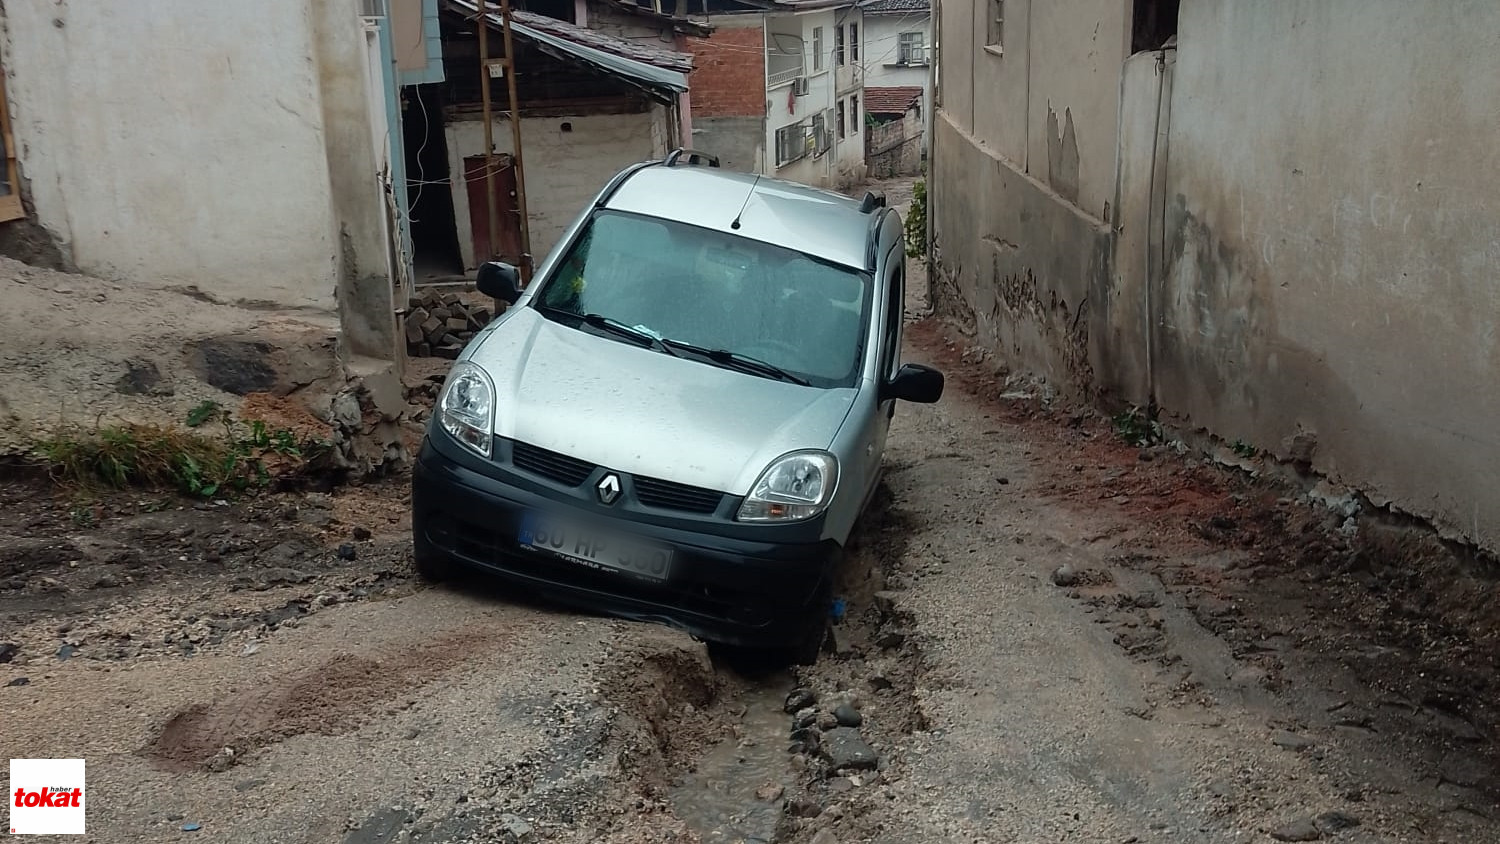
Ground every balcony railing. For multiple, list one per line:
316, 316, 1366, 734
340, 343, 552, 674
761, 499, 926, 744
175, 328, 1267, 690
767, 51, 803, 88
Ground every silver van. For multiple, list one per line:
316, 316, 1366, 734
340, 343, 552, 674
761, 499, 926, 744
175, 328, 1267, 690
411, 150, 943, 663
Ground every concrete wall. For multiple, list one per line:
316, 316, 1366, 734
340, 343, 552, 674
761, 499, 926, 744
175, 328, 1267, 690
866, 109, 922, 178
444, 108, 665, 270
945, 0, 1127, 220
933, 0, 1500, 551
687, 15, 765, 172
1151, 0, 1500, 549
0, 0, 350, 311
930, 114, 1110, 389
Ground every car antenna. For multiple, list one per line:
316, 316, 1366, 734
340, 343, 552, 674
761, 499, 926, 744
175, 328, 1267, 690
730, 174, 761, 230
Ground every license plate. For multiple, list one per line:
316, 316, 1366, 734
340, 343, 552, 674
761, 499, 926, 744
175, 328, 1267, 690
517, 512, 673, 581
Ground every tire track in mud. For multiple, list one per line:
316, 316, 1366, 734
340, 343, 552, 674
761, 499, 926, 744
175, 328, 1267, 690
639, 480, 938, 844
144, 625, 517, 772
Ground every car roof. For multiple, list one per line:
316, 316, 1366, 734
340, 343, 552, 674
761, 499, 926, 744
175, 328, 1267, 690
601, 165, 879, 270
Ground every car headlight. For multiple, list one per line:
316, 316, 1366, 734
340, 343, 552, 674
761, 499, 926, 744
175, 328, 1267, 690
437, 361, 495, 459
736, 451, 838, 522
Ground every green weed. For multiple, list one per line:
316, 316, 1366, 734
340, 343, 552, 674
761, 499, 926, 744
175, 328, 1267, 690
33, 405, 328, 499
1112, 406, 1164, 448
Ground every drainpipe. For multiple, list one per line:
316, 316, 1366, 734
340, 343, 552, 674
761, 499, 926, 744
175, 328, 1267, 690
1143, 49, 1166, 407
674, 31, 693, 145
1022, 0, 1031, 173
924, 0, 937, 305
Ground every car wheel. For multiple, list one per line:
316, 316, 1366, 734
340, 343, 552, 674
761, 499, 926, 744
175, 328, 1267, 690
778, 583, 833, 667
411, 532, 455, 583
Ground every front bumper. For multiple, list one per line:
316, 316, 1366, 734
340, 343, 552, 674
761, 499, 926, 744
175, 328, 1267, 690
411, 436, 841, 649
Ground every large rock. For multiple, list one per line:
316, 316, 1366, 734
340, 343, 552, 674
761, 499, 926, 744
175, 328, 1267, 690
821, 727, 879, 770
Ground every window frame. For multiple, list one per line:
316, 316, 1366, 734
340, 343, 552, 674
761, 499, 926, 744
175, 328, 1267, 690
836, 100, 846, 139
811, 26, 824, 72
776, 121, 809, 167
849, 94, 860, 133
985, 0, 1004, 54
849, 22, 859, 62
897, 31, 926, 65
834, 23, 845, 66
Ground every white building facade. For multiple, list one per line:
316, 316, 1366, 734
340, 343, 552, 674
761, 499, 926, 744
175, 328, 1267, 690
762, 0, 866, 188
858, 0, 930, 153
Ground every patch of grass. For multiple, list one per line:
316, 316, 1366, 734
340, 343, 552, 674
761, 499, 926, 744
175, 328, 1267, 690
33, 404, 330, 499
1112, 405, 1164, 448
1231, 439, 1258, 459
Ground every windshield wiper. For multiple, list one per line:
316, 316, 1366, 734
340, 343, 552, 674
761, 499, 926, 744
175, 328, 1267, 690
550, 309, 679, 357
659, 338, 810, 386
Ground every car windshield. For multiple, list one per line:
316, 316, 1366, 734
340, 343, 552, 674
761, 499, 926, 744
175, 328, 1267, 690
533, 210, 872, 388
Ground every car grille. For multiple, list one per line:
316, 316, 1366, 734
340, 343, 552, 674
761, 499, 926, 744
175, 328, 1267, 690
634, 477, 722, 514
508, 439, 726, 515
512, 441, 594, 487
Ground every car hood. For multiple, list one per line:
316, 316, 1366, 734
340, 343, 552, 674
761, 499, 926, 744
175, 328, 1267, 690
466, 307, 858, 495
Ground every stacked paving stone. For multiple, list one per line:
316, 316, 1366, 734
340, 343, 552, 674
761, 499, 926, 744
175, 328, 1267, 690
403, 289, 495, 359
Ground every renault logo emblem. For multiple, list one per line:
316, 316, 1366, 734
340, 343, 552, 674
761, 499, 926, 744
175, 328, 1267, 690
596, 473, 622, 505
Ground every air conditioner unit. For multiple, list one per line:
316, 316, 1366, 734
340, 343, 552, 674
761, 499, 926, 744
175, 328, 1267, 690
794, 77, 811, 97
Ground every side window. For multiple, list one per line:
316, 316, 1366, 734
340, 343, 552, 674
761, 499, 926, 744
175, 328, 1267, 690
881, 257, 903, 380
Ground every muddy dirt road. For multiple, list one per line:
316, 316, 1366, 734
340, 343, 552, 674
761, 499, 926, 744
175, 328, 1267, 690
6, 184, 1500, 843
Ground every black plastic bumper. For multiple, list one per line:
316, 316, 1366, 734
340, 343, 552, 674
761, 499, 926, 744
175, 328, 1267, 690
411, 438, 841, 649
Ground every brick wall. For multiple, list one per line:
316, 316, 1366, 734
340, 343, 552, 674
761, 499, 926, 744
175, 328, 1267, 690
687, 18, 764, 118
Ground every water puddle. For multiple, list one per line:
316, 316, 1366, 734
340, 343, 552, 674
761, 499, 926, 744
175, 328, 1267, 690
669, 676, 794, 844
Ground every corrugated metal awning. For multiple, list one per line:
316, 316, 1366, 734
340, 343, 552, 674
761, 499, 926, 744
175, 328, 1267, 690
447, 0, 689, 100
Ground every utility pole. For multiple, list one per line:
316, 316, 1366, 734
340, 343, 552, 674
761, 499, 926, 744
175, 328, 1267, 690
475, 0, 533, 285
499, 0, 532, 283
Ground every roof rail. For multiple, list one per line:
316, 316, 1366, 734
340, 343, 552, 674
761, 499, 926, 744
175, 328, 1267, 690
858, 191, 886, 213
593, 159, 662, 208
664, 148, 721, 168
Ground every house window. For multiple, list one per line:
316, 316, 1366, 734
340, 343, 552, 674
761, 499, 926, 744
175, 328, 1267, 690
898, 31, 925, 65
986, 0, 1004, 51
813, 111, 831, 155
849, 23, 859, 62
836, 100, 846, 139
0, 66, 22, 223
850, 94, 859, 133
812, 26, 824, 72
775, 121, 809, 167
834, 24, 845, 66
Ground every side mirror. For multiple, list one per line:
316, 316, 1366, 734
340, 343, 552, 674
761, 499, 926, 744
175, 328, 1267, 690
476, 261, 522, 305
883, 363, 944, 404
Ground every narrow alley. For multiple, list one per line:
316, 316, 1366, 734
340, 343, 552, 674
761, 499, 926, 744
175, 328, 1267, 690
2, 180, 1496, 844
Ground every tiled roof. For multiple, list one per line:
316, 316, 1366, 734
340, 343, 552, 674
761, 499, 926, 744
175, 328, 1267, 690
511, 9, 694, 72
858, 0, 928, 14
863, 85, 923, 115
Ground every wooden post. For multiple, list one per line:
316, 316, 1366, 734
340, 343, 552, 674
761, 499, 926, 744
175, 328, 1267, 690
499, 0, 533, 283
478, 0, 500, 265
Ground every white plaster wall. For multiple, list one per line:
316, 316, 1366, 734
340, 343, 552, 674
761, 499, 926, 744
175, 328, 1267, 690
1, 0, 341, 309
445, 108, 661, 270
862, 13, 931, 92
1156, 0, 1500, 550
953, 0, 1127, 221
